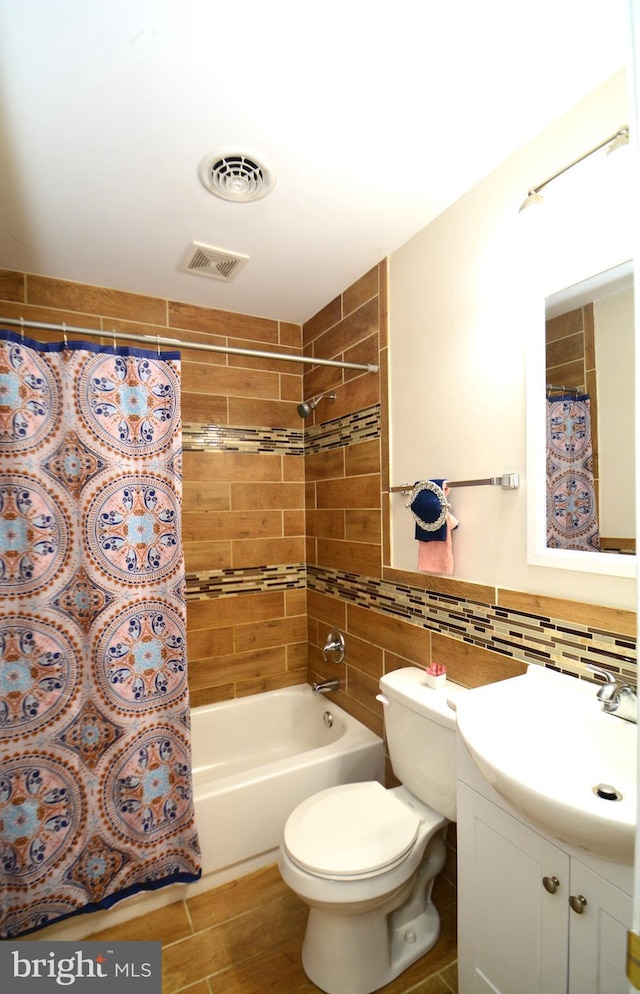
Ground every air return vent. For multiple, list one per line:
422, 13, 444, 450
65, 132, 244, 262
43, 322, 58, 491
198, 148, 275, 203
180, 242, 249, 282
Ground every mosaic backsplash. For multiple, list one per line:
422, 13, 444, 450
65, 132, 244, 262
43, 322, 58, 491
185, 560, 635, 680
182, 406, 636, 682
182, 422, 304, 456
186, 563, 305, 598
308, 566, 636, 681
305, 404, 381, 452
182, 404, 381, 457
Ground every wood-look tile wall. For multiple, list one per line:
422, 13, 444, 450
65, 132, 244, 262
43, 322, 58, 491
303, 265, 636, 741
302, 265, 384, 730
302, 264, 534, 738
0, 269, 307, 706
0, 267, 635, 746
545, 303, 595, 398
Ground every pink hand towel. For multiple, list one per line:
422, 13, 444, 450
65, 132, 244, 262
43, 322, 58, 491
418, 508, 459, 575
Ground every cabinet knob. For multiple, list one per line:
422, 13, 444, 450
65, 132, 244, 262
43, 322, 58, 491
569, 894, 588, 914
542, 875, 560, 894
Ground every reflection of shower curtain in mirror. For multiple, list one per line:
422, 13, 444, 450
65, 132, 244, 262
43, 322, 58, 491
546, 395, 600, 551
0, 330, 201, 938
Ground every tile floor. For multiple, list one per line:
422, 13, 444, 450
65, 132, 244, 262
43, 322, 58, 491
85, 862, 458, 994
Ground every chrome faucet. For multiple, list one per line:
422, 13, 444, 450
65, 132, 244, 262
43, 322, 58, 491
323, 630, 345, 664
587, 664, 637, 724
312, 678, 340, 696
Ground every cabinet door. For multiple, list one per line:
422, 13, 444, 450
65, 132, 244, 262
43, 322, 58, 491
568, 857, 632, 994
458, 783, 569, 994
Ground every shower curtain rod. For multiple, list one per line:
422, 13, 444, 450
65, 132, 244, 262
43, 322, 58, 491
0, 316, 379, 373
546, 383, 582, 395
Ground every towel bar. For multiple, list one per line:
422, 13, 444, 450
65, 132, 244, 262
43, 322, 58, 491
390, 474, 519, 495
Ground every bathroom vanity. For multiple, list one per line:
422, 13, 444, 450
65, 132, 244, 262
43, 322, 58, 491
454, 667, 634, 994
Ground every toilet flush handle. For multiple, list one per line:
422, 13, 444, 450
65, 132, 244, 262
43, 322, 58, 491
376, 693, 390, 707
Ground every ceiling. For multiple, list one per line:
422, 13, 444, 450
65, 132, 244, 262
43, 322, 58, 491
0, 1, 630, 325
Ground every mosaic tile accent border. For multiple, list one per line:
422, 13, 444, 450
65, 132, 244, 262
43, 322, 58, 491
308, 565, 637, 681
181, 403, 634, 682
185, 560, 636, 680
182, 405, 380, 457
183, 422, 304, 456
186, 563, 306, 600
305, 404, 381, 453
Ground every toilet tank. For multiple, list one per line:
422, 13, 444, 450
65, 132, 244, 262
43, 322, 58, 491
379, 667, 467, 821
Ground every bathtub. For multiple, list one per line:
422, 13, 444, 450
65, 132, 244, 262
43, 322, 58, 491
39, 683, 384, 939
190, 683, 385, 886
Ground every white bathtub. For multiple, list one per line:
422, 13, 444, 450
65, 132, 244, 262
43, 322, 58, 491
191, 683, 385, 885
39, 683, 384, 939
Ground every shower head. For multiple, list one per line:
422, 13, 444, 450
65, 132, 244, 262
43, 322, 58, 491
297, 392, 336, 419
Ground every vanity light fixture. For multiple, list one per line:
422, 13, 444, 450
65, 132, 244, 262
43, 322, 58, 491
518, 126, 629, 212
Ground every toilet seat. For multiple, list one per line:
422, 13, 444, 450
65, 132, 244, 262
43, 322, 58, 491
283, 781, 422, 879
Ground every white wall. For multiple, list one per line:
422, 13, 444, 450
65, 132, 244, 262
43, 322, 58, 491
388, 72, 636, 609
595, 286, 635, 539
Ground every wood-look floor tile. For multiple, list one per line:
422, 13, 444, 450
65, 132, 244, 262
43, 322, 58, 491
432, 873, 457, 911
83, 858, 457, 994
440, 961, 458, 993
207, 933, 309, 994
405, 975, 454, 994
186, 863, 289, 933
162, 899, 296, 993
86, 900, 192, 944
280, 889, 308, 933
176, 982, 211, 994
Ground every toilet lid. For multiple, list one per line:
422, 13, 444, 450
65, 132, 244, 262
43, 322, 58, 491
283, 781, 421, 877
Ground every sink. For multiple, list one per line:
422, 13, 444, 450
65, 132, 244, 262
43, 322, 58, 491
453, 665, 637, 863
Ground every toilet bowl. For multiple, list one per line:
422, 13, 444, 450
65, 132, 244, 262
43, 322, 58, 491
278, 667, 466, 994
278, 781, 447, 994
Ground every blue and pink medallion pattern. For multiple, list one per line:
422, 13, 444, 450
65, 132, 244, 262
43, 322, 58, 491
0, 331, 200, 937
546, 395, 600, 552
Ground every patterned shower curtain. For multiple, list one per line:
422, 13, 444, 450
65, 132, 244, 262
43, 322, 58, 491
0, 330, 200, 937
546, 394, 600, 551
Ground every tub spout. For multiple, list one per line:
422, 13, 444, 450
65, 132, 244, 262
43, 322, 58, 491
312, 678, 340, 695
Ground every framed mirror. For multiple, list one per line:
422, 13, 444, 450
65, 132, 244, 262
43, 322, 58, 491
527, 260, 636, 578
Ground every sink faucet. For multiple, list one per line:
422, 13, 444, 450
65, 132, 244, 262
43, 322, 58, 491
587, 664, 637, 724
312, 678, 340, 696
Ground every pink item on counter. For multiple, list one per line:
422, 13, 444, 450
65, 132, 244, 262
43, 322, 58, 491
426, 664, 446, 676
424, 663, 447, 688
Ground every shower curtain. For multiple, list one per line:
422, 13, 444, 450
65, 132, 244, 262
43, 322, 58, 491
546, 394, 600, 551
0, 329, 200, 937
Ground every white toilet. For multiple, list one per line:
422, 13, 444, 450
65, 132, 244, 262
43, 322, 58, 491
278, 666, 466, 994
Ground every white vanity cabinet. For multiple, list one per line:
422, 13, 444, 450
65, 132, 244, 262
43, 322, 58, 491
457, 745, 633, 994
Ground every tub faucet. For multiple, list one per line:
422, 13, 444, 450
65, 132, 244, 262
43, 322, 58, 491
312, 678, 340, 696
587, 664, 637, 724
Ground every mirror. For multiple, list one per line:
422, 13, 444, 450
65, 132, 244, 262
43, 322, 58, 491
527, 261, 636, 578
546, 262, 634, 553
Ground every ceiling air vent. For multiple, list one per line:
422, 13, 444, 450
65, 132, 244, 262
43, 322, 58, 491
198, 148, 275, 203
180, 242, 249, 283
